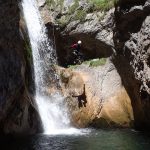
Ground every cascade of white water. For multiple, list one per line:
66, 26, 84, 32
21, 0, 85, 135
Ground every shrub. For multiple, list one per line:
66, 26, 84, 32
73, 9, 87, 22
46, 0, 55, 8
68, 0, 79, 14
56, 15, 70, 27
88, 0, 118, 11
46, 0, 64, 12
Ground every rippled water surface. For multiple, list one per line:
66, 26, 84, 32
1, 129, 150, 150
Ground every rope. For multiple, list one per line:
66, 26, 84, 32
52, 23, 57, 56
52, 23, 62, 89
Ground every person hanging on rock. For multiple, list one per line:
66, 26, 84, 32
70, 40, 84, 64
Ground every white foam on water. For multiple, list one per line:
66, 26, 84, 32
44, 128, 91, 136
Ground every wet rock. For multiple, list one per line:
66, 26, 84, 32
37, 0, 46, 7
42, 0, 150, 130
58, 60, 133, 128
0, 0, 41, 135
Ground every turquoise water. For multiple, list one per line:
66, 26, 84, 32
1, 129, 150, 150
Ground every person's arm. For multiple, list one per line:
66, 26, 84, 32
71, 44, 77, 49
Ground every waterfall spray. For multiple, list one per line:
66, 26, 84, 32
21, 0, 83, 135
21, 0, 90, 135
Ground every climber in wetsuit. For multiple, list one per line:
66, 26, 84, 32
70, 40, 83, 64
71, 40, 82, 52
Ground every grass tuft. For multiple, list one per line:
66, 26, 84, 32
56, 15, 70, 28
73, 9, 87, 22
46, 0, 118, 27
89, 58, 107, 67
68, 64, 79, 69
68, 0, 79, 14
88, 0, 118, 11
68, 58, 107, 69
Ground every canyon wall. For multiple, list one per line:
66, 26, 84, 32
41, 0, 150, 130
0, 0, 41, 135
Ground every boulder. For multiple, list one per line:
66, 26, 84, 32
58, 60, 134, 128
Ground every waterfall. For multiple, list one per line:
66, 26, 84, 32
22, 0, 83, 135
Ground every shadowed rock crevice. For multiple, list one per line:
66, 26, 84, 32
46, 24, 114, 66
42, 2, 115, 66
72, 84, 87, 108
114, 0, 149, 50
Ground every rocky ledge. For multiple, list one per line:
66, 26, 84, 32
57, 59, 133, 128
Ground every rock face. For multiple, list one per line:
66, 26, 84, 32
40, 0, 115, 66
0, 0, 41, 134
113, 0, 150, 130
58, 60, 133, 128
41, 0, 150, 130
2, 0, 149, 133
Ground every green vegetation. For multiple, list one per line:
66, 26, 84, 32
83, 58, 107, 67
89, 58, 107, 67
46, 0, 64, 11
46, 0, 55, 8
68, 64, 79, 69
24, 38, 32, 63
73, 9, 87, 22
59, 0, 64, 11
56, 16, 70, 28
68, 58, 107, 69
56, 0, 87, 27
68, 0, 86, 22
23, 37, 33, 89
68, 0, 79, 14
46, 0, 118, 27
88, 0, 118, 11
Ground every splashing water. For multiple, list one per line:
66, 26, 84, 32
22, 0, 89, 135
